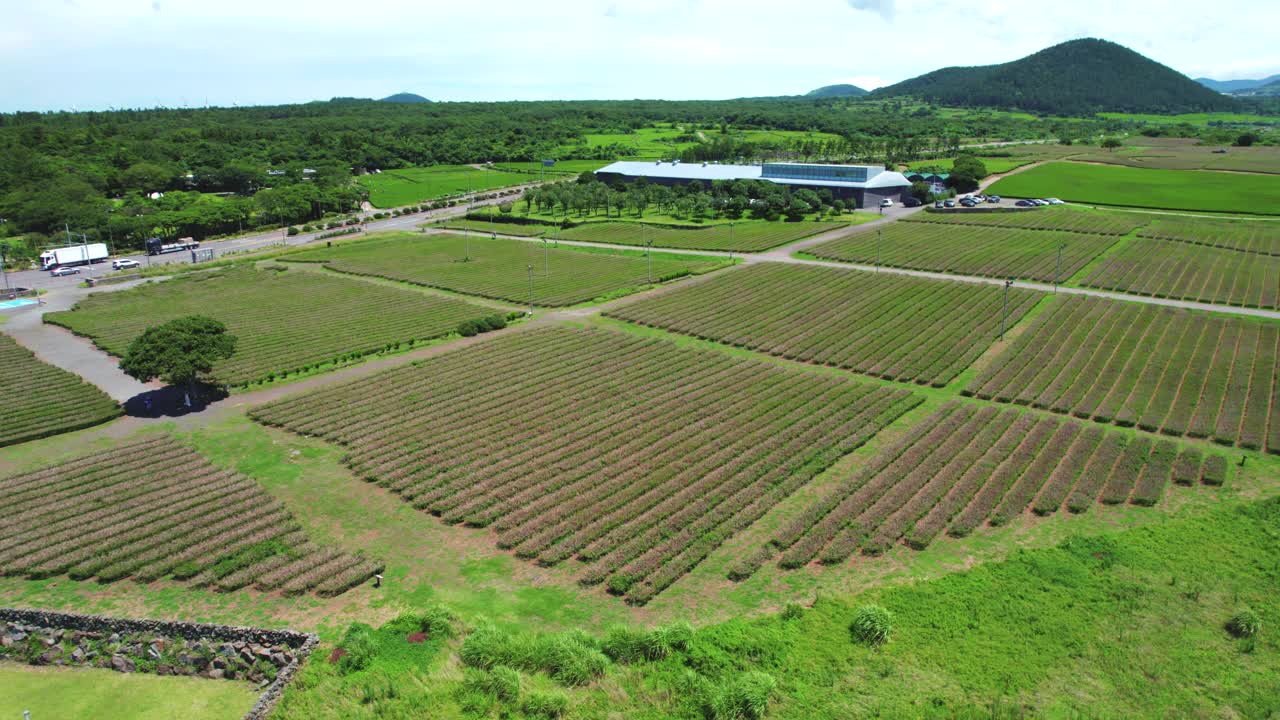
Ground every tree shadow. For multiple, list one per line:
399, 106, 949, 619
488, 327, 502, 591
122, 385, 229, 418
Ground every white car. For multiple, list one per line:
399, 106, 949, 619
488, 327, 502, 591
1045, 198, 1065, 205
879, 198, 894, 208
49, 266, 80, 277
112, 258, 141, 270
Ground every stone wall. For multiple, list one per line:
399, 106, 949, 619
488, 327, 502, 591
0, 607, 318, 720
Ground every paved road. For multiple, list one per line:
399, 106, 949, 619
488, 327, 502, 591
3, 280, 155, 402
6, 184, 542, 293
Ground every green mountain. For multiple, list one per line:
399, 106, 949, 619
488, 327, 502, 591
806, 84, 867, 98
380, 92, 432, 104
871, 38, 1240, 115
1228, 79, 1280, 97
1196, 75, 1280, 93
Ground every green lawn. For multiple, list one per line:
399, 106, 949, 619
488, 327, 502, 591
357, 165, 533, 208
987, 161, 1280, 214
0, 664, 258, 720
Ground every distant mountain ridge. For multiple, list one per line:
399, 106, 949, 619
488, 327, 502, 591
380, 92, 432, 104
1230, 79, 1280, 97
806, 84, 867, 98
870, 38, 1240, 115
1195, 75, 1280, 94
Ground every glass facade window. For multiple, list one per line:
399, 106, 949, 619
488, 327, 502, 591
762, 163, 875, 183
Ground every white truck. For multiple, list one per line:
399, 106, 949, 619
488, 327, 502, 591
40, 243, 109, 271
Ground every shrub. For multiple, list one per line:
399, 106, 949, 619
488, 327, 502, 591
460, 623, 514, 670
464, 666, 521, 703
522, 690, 569, 718
286, 226, 300, 236
706, 671, 776, 720
539, 633, 607, 686
385, 605, 457, 640
601, 626, 647, 664
337, 622, 377, 675
781, 602, 804, 621
1226, 609, 1261, 638
850, 604, 893, 646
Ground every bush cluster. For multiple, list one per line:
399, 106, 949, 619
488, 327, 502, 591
456, 314, 508, 337
849, 604, 893, 646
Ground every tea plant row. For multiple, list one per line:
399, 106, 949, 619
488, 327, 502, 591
0, 436, 379, 596
606, 263, 1041, 386
251, 327, 919, 605
968, 295, 1278, 452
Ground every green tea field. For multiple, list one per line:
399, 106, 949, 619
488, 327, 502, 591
284, 231, 727, 306
45, 265, 501, 385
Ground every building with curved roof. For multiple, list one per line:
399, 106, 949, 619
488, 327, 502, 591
595, 161, 911, 208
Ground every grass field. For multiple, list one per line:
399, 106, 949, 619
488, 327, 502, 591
284, 231, 727, 306
558, 220, 848, 252
357, 165, 533, 208
0, 333, 121, 447
605, 263, 1041, 386
736, 401, 1225, 579
45, 266, 500, 386
266, 493, 1280, 718
987, 161, 1280, 214
492, 160, 610, 175
251, 326, 920, 606
807, 222, 1118, 283
968, 295, 1279, 451
0, 664, 258, 720
0, 435, 379, 594
1082, 238, 1280, 309
1065, 144, 1280, 174
1137, 215, 1280, 255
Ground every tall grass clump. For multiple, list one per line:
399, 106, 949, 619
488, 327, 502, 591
336, 623, 377, 675
1226, 608, 1261, 638
704, 671, 777, 720
850, 604, 893, 646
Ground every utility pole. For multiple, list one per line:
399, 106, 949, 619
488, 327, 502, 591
646, 238, 653, 284
0, 243, 11, 294
1054, 243, 1065, 294
542, 238, 549, 277
999, 279, 1013, 340
527, 264, 534, 315
876, 228, 882, 272
729, 221, 734, 252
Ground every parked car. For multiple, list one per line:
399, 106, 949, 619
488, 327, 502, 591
112, 258, 141, 270
934, 201, 943, 208
1015, 199, 1034, 207
903, 197, 921, 207
49, 266, 80, 277
943, 199, 956, 208
987, 195, 1002, 203
1046, 198, 1065, 205
959, 198, 977, 207
879, 198, 894, 208
1033, 199, 1049, 206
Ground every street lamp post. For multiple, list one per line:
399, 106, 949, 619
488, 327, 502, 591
542, 238, 549, 277
527, 264, 534, 315
646, 238, 653, 284
1054, 243, 1065, 294
0, 243, 10, 294
999, 279, 1013, 340
876, 228, 882, 272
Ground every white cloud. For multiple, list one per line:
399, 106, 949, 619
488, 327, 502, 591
0, 0, 1276, 110
845, 0, 894, 20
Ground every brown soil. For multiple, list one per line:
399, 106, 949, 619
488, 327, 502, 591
407, 632, 427, 644
327, 648, 347, 663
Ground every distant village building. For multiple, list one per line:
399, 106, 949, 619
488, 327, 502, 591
595, 161, 911, 209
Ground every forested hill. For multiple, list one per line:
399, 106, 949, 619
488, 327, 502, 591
380, 93, 431, 103
871, 38, 1241, 115
806, 84, 867, 98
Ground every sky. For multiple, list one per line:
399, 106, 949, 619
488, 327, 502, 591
2, 0, 1278, 112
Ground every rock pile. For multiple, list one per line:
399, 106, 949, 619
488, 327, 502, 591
1, 620, 301, 685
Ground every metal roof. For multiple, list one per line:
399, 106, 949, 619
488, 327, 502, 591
596, 161, 910, 189
597, 161, 763, 181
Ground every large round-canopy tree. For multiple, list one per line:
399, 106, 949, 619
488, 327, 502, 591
120, 315, 236, 406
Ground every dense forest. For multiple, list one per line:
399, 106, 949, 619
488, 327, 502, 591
872, 39, 1242, 115
0, 90, 1261, 256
